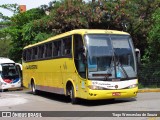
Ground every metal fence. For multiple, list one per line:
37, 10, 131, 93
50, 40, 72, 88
138, 63, 160, 87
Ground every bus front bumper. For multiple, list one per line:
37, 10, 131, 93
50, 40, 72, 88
86, 87, 138, 100
0, 82, 21, 90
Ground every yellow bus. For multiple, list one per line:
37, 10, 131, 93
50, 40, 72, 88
22, 29, 138, 104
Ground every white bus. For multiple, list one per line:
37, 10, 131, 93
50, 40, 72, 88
0, 57, 22, 91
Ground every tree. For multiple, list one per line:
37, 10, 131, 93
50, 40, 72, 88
143, 8, 160, 63
0, 0, 160, 63
0, 3, 54, 62
0, 4, 19, 21
0, 4, 19, 59
8, 8, 47, 62
127, 0, 160, 56
46, 0, 89, 33
0, 29, 11, 57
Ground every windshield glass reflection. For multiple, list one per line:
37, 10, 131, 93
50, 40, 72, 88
85, 34, 137, 80
1, 63, 19, 80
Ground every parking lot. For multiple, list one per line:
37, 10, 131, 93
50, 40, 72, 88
0, 89, 160, 120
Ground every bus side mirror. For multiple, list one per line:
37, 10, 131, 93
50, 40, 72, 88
135, 48, 141, 64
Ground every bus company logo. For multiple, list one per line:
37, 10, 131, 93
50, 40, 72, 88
26, 65, 37, 69
115, 85, 118, 89
2, 112, 11, 117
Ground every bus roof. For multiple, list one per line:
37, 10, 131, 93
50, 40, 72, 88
0, 57, 15, 64
24, 29, 130, 49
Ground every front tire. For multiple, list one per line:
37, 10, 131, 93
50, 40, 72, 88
70, 86, 78, 104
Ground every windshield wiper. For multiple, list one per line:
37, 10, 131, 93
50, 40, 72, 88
112, 51, 129, 79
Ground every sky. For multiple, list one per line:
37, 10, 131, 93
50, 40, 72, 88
0, 0, 57, 17
0, 0, 90, 17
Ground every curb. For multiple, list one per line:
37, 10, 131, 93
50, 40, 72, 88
138, 89, 160, 93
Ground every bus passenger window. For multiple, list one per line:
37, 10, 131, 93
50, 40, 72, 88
23, 50, 27, 61
38, 45, 45, 59
52, 43, 57, 57
26, 49, 32, 61
53, 41, 61, 57
45, 43, 52, 58
62, 36, 72, 56
32, 47, 38, 60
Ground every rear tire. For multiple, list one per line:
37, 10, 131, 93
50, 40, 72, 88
31, 81, 38, 95
70, 86, 78, 104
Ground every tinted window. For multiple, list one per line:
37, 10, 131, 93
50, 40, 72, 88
26, 49, 32, 61
38, 45, 45, 59
45, 43, 52, 58
32, 47, 38, 60
62, 37, 72, 56
53, 41, 61, 57
23, 50, 27, 61
74, 34, 86, 78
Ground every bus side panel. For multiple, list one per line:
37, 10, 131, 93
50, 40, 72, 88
61, 58, 88, 99
22, 64, 33, 88
23, 59, 64, 94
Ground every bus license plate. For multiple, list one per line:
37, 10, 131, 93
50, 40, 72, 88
11, 85, 15, 87
112, 92, 121, 96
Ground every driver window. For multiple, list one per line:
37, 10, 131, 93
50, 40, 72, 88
74, 34, 86, 79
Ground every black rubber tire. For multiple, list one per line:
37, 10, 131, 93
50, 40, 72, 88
31, 81, 38, 95
70, 86, 78, 104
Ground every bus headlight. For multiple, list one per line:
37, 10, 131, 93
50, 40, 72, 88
88, 85, 104, 90
128, 84, 138, 89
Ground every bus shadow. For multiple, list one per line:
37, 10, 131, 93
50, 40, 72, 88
27, 90, 71, 103
78, 98, 137, 106
26, 90, 136, 106
0, 87, 23, 92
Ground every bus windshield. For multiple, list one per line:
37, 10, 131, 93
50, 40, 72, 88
84, 34, 137, 80
1, 63, 19, 81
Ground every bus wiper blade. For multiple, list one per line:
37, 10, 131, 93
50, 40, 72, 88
114, 51, 129, 79
119, 62, 129, 79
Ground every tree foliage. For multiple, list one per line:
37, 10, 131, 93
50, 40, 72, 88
8, 8, 46, 62
143, 8, 160, 63
0, 3, 19, 59
0, 0, 160, 63
0, 4, 19, 20
1, 6, 47, 62
0, 29, 11, 57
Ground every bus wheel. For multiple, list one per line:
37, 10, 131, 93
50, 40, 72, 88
31, 81, 37, 95
70, 86, 78, 104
